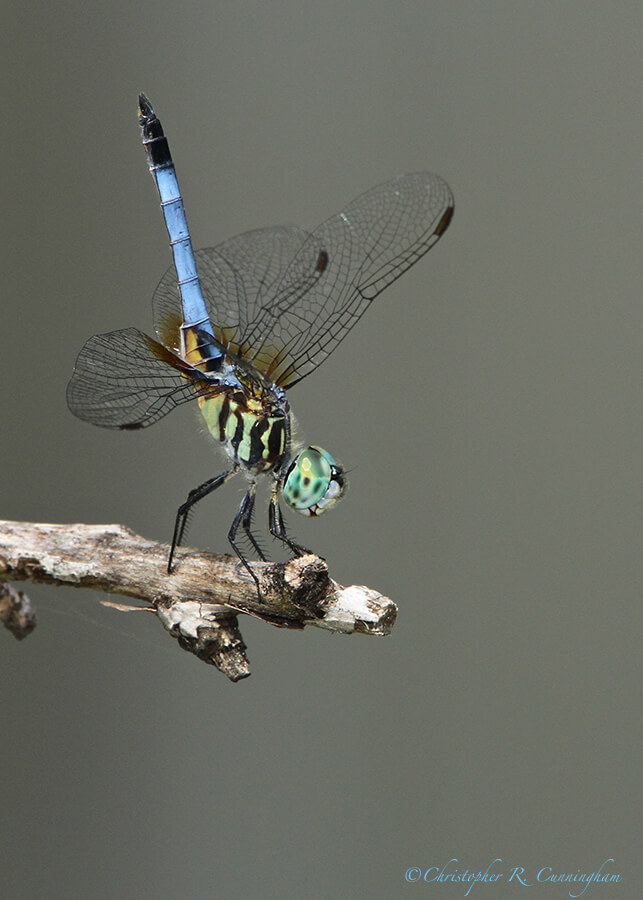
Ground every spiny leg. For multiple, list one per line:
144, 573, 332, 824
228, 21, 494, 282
228, 487, 265, 599
269, 489, 312, 558
240, 484, 268, 562
169, 468, 236, 573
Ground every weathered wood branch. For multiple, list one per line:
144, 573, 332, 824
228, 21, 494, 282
0, 520, 396, 681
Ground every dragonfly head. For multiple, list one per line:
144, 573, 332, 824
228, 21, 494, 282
282, 446, 346, 516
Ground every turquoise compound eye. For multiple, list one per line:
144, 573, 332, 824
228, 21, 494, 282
283, 446, 345, 516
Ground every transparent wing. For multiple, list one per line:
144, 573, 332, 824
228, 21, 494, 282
67, 327, 218, 429
152, 172, 454, 387
251, 172, 454, 386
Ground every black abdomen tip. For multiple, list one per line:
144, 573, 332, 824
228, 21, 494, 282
138, 93, 166, 142
138, 93, 159, 132
138, 93, 154, 117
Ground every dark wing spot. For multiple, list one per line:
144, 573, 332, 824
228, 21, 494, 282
434, 205, 454, 237
316, 250, 329, 273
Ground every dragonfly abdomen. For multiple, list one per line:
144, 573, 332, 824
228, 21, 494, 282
139, 94, 219, 348
198, 392, 287, 472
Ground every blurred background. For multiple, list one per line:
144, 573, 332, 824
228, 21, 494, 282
2, 2, 640, 897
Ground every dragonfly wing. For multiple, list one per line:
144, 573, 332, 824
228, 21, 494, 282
67, 327, 216, 429
151, 173, 453, 389
242, 172, 454, 387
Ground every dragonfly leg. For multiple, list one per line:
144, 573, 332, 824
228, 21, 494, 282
240, 484, 268, 562
269, 490, 312, 558
169, 468, 236, 573
228, 488, 264, 600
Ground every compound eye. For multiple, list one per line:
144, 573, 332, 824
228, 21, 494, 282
283, 448, 331, 512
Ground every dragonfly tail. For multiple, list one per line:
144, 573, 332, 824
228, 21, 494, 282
138, 94, 219, 350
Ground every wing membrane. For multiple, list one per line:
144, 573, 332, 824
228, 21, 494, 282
67, 327, 216, 429
152, 172, 454, 388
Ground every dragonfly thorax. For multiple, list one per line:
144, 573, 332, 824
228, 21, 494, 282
198, 388, 290, 475
282, 446, 346, 517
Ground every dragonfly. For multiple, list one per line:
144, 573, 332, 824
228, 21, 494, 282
67, 94, 454, 596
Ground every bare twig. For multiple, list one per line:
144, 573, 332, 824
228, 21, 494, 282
0, 519, 396, 681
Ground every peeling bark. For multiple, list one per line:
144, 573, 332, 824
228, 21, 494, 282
0, 520, 396, 681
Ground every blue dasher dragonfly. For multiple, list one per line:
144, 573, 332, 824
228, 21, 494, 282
67, 94, 454, 596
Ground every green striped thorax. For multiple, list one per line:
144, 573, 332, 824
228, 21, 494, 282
282, 446, 346, 517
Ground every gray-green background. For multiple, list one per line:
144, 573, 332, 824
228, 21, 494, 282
2, 2, 640, 898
